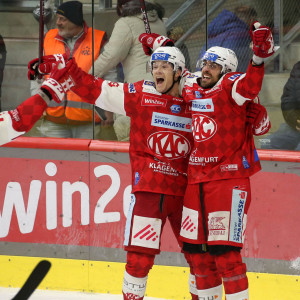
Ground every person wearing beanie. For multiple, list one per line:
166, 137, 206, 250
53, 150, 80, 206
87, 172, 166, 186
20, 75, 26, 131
56, 0, 83, 26
28, 0, 117, 140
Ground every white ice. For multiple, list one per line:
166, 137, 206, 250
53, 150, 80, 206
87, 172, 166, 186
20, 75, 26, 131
0, 287, 170, 300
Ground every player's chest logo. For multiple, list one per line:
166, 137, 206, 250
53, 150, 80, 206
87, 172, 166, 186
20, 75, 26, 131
141, 95, 167, 107
147, 131, 191, 159
191, 99, 214, 112
193, 114, 217, 142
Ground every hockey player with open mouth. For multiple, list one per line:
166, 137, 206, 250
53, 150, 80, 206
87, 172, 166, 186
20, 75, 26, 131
0, 46, 198, 299
139, 21, 274, 300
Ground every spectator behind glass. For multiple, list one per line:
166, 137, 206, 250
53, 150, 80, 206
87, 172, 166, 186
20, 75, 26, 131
92, 0, 167, 141
261, 61, 300, 150
167, 26, 191, 70
196, 6, 257, 73
0, 34, 7, 111
29, 0, 117, 140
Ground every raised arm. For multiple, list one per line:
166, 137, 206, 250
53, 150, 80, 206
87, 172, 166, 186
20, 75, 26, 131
232, 22, 275, 105
0, 93, 50, 146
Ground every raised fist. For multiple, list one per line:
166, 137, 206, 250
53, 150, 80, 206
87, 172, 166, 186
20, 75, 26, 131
139, 33, 174, 56
28, 54, 68, 80
41, 59, 75, 103
250, 22, 275, 64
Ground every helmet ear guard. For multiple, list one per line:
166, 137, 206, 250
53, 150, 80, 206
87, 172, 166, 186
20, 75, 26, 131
197, 46, 238, 74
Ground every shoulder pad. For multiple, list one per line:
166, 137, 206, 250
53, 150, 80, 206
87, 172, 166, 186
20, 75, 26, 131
225, 72, 243, 82
184, 73, 200, 87
142, 80, 161, 95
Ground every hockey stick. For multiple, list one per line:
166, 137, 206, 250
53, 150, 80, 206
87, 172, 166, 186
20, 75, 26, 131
91, 0, 107, 123
38, 0, 45, 79
139, 0, 151, 34
11, 260, 51, 300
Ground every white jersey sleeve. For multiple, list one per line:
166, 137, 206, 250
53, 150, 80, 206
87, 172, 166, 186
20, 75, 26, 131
0, 111, 25, 146
94, 81, 126, 116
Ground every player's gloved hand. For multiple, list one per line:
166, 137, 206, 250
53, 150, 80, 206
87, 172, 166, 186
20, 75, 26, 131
181, 67, 191, 79
28, 54, 68, 80
250, 21, 275, 65
179, 69, 199, 97
139, 33, 174, 56
246, 101, 271, 135
40, 59, 75, 103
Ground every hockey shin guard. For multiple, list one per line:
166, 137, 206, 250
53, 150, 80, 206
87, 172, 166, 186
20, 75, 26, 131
123, 270, 147, 300
184, 252, 198, 299
225, 289, 249, 300
189, 252, 223, 298
197, 284, 223, 300
214, 250, 248, 296
189, 273, 198, 300
123, 251, 155, 299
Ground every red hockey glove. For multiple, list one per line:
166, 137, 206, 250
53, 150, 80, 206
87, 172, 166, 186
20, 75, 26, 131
28, 54, 68, 80
250, 22, 275, 65
139, 33, 174, 56
181, 67, 191, 78
246, 101, 271, 136
41, 59, 75, 103
43, 58, 102, 105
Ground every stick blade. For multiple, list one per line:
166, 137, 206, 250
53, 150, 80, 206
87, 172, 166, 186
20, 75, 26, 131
11, 260, 51, 300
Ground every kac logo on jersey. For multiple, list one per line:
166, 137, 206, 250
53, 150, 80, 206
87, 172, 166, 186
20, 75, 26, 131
128, 83, 136, 93
193, 114, 217, 142
192, 99, 214, 112
147, 131, 191, 159
151, 112, 192, 132
171, 104, 181, 114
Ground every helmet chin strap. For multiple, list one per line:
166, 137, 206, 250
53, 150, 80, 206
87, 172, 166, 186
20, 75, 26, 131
162, 72, 180, 95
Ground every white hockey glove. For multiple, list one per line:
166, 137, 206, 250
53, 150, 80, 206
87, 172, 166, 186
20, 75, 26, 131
250, 22, 275, 65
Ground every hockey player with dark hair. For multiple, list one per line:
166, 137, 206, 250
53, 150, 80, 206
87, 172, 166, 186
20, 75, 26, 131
139, 21, 274, 299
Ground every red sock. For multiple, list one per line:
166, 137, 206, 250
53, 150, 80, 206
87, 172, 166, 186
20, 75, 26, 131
125, 251, 155, 278
190, 252, 222, 290
214, 250, 248, 294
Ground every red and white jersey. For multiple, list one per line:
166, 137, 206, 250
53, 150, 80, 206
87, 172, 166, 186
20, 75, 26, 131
182, 63, 264, 184
81, 79, 193, 196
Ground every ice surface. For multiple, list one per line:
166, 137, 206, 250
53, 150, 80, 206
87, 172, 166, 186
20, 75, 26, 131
0, 287, 170, 300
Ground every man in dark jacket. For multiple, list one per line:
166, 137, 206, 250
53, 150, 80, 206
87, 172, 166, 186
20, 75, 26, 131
196, 6, 257, 73
261, 61, 300, 150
